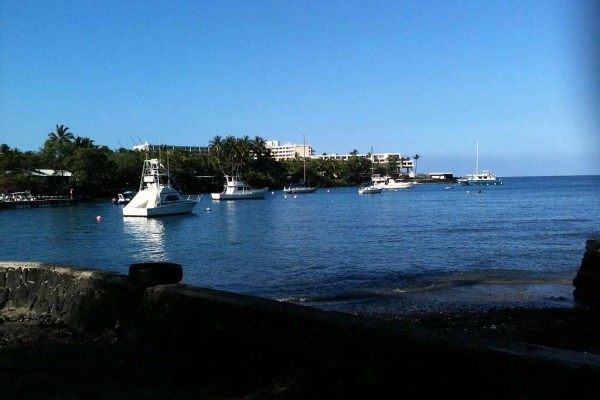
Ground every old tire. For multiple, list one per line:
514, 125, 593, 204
129, 262, 183, 287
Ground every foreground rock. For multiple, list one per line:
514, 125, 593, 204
573, 238, 600, 302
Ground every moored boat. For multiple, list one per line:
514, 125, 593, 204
112, 191, 135, 204
358, 147, 383, 194
283, 133, 318, 194
371, 174, 414, 190
210, 175, 268, 200
463, 141, 504, 186
283, 183, 318, 194
464, 171, 504, 186
122, 158, 201, 217
358, 183, 383, 194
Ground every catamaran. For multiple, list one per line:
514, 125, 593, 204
463, 141, 504, 186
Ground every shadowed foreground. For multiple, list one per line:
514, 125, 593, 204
1, 262, 599, 399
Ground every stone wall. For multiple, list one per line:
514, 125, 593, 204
0, 262, 142, 331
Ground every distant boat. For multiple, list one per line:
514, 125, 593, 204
463, 141, 504, 186
371, 174, 414, 190
359, 147, 383, 194
358, 184, 383, 194
283, 134, 318, 194
122, 158, 201, 217
112, 191, 134, 205
211, 175, 268, 200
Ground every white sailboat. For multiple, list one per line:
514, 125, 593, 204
359, 147, 383, 194
463, 141, 504, 186
283, 134, 318, 194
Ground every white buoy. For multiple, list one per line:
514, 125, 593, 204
96, 215, 103, 222
205, 207, 211, 211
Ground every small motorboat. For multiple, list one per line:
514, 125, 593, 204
210, 175, 268, 200
113, 191, 134, 204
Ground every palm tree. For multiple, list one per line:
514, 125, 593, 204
48, 124, 75, 143
75, 136, 95, 148
251, 136, 270, 160
413, 154, 420, 177
208, 135, 224, 175
209, 135, 223, 155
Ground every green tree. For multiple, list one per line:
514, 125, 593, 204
386, 155, 400, 176
66, 147, 112, 196
108, 149, 145, 191
42, 124, 77, 167
75, 136, 96, 149
47, 124, 75, 143
346, 150, 370, 184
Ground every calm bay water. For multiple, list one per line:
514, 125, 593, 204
2, 175, 599, 314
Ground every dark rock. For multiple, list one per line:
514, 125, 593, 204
573, 239, 600, 303
129, 262, 183, 287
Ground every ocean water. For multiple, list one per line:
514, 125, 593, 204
2, 175, 599, 314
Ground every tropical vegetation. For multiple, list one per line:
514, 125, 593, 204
0, 125, 420, 197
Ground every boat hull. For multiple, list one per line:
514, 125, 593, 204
374, 182, 414, 190
463, 180, 504, 186
358, 186, 382, 194
123, 200, 198, 217
283, 187, 318, 194
211, 190, 267, 200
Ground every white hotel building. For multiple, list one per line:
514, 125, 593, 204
265, 140, 415, 176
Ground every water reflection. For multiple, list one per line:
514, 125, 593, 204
122, 217, 166, 261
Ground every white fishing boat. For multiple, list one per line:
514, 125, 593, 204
211, 175, 268, 200
358, 147, 383, 194
463, 141, 504, 186
283, 134, 318, 194
122, 158, 201, 217
371, 174, 414, 190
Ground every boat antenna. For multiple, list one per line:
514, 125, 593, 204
476, 140, 479, 174
303, 133, 306, 184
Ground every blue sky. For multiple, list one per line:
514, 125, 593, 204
1, 0, 598, 176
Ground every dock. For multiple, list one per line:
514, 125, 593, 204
0, 197, 78, 209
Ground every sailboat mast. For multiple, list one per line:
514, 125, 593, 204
476, 141, 479, 174
303, 133, 306, 183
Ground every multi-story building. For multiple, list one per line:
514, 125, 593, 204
266, 140, 415, 176
133, 142, 209, 155
265, 140, 314, 161
313, 152, 414, 176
